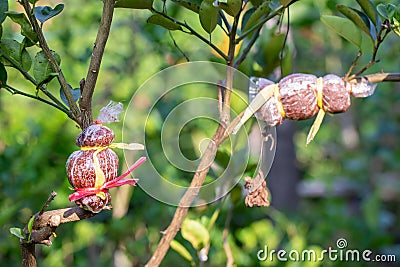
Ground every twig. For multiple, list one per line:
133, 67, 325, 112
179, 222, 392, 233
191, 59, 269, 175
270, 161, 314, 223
349, 20, 391, 79
355, 72, 400, 83
20, 0, 81, 124
150, 8, 229, 61
233, 27, 262, 68
146, 10, 246, 267
39, 191, 57, 216
168, 31, 190, 62
3, 84, 71, 115
145, 125, 227, 266
79, 0, 116, 129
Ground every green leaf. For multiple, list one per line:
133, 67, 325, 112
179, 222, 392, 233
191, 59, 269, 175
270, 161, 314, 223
0, 0, 8, 24
181, 219, 210, 250
10, 227, 25, 239
60, 85, 81, 107
29, 0, 40, 4
33, 50, 61, 83
170, 240, 195, 264
34, 4, 64, 24
27, 216, 34, 242
356, 0, 378, 25
215, 0, 242, 17
5, 11, 38, 46
0, 61, 7, 86
0, 39, 32, 71
147, 14, 182, 31
320, 15, 362, 48
242, 0, 271, 33
337, 5, 375, 40
115, 0, 153, 9
377, 3, 397, 20
171, 0, 201, 14
199, 0, 219, 34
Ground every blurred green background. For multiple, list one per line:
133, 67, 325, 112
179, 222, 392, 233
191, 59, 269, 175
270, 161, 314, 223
0, 0, 399, 266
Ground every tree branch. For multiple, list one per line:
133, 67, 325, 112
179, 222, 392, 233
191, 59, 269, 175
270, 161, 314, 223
20, 0, 81, 124
145, 125, 227, 266
358, 72, 400, 83
79, 0, 116, 129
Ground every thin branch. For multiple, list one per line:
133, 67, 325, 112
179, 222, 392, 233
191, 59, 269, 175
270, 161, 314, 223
3, 84, 71, 115
349, 20, 391, 79
146, 10, 244, 267
79, 0, 116, 129
355, 72, 400, 83
150, 8, 229, 61
233, 27, 262, 68
20, 0, 81, 123
145, 126, 227, 267
219, 10, 231, 35
168, 31, 190, 62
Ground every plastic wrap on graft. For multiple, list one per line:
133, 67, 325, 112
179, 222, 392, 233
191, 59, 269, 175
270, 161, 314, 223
322, 74, 351, 113
347, 79, 377, 98
97, 101, 124, 123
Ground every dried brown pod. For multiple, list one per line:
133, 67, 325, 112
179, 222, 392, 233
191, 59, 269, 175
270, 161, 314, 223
244, 170, 270, 207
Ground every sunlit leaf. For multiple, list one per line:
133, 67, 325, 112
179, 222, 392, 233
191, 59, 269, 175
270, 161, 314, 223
0, 39, 32, 71
33, 50, 61, 83
147, 14, 182, 31
34, 4, 64, 24
5, 11, 38, 46
170, 240, 195, 264
9, 227, 25, 239
181, 219, 210, 250
115, 0, 153, 9
171, 0, 201, 14
320, 15, 362, 48
393, 17, 400, 36
199, 0, 219, 34
337, 5, 376, 40
27, 216, 34, 241
0, 0, 8, 24
60, 85, 80, 108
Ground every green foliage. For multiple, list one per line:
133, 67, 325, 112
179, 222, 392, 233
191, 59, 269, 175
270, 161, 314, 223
0, 0, 399, 266
34, 4, 65, 25
199, 0, 219, 33
33, 51, 60, 84
321, 15, 362, 48
115, 0, 154, 9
